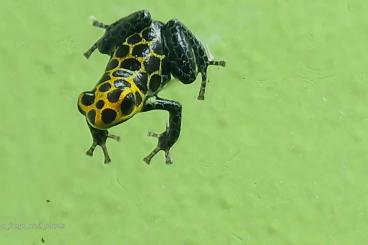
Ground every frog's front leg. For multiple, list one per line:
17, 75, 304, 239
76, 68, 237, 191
85, 122, 120, 163
84, 10, 152, 58
142, 97, 182, 164
162, 19, 225, 100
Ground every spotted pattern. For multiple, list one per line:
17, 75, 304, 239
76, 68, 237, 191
135, 91, 142, 106
77, 12, 224, 165
149, 74, 161, 92
107, 89, 122, 103
132, 43, 150, 57
134, 72, 148, 93
114, 79, 131, 88
127, 33, 142, 44
144, 56, 160, 74
99, 82, 111, 92
101, 108, 116, 124
115, 45, 130, 57
87, 109, 96, 125
96, 100, 105, 109
120, 93, 135, 115
120, 58, 141, 71
81, 92, 95, 106
112, 69, 133, 78
78, 22, 169, 129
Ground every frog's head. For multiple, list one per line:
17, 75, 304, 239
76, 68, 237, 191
78, 82, 143, 129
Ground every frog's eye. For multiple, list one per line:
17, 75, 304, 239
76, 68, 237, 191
120, 93, 135, 116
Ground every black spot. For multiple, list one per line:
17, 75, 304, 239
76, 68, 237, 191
127, 33, 142, 44
143, 56, 161, 73
120, 93, 135, 115
81, 92, 95, 106
134, 72, 148, 93
142, 28, 154, 41
98, 72, 111, 84
107, 89, 122, 103
132, 44, 150, 57
101, 108, 117, 124
96, 100, 105, 109
149, 74, 162, 92
106, 59, 119, 70
151, 42, 164, 55
87, 109, 96, 125
112, 69, 133, 78
135, 72, 148, 83
114, 79, 131, 88
99, 82, 111, 92
115, 45, 130, 57
120, 58, 141, 71
135, 91, 142, 106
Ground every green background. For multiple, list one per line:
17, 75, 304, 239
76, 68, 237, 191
1, 0, 367, 244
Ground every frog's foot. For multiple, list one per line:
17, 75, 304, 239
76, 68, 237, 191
90, 16, 109, 29
144, 127, 173, 165
83, 17, 110, 59
198, 60, 226, 100
209, 60, 226, 67
86, 133, 120, 164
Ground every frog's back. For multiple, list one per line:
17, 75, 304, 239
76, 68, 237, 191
101, 21, 170, 97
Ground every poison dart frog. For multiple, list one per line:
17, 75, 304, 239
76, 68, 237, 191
77, 10, 225, 164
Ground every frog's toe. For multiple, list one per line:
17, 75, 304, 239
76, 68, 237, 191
100, 143, 111, 164
209, 60, 226, 67
108, 133, 120, 142
164, 150, 173, 164
85, 133, 119, 163
86, 142, 111, 164
143, 146, 173, 165
147, 131, 160, 138
90, 16, 109, 29
86, 142, 97, 156
143, 146, 160, 164
144, 127, 173, 164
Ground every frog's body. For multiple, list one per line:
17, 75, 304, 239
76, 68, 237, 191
78, 10, 225, 164
78, 21, 169, 129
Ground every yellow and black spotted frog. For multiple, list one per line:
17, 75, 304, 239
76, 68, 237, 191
78, 10, 225, 164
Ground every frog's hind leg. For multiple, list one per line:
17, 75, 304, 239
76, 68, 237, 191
141, 97, 182, 164
84, 10, 152, 59
85, 123, 120, 164
162, 19, 225, 100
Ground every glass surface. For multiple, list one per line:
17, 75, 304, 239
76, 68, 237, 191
0, 0, 367, 244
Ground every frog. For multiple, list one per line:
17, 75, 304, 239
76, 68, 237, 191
77, 10, 225, 164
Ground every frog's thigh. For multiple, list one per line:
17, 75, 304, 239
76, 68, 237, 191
162, 19, 197, 84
